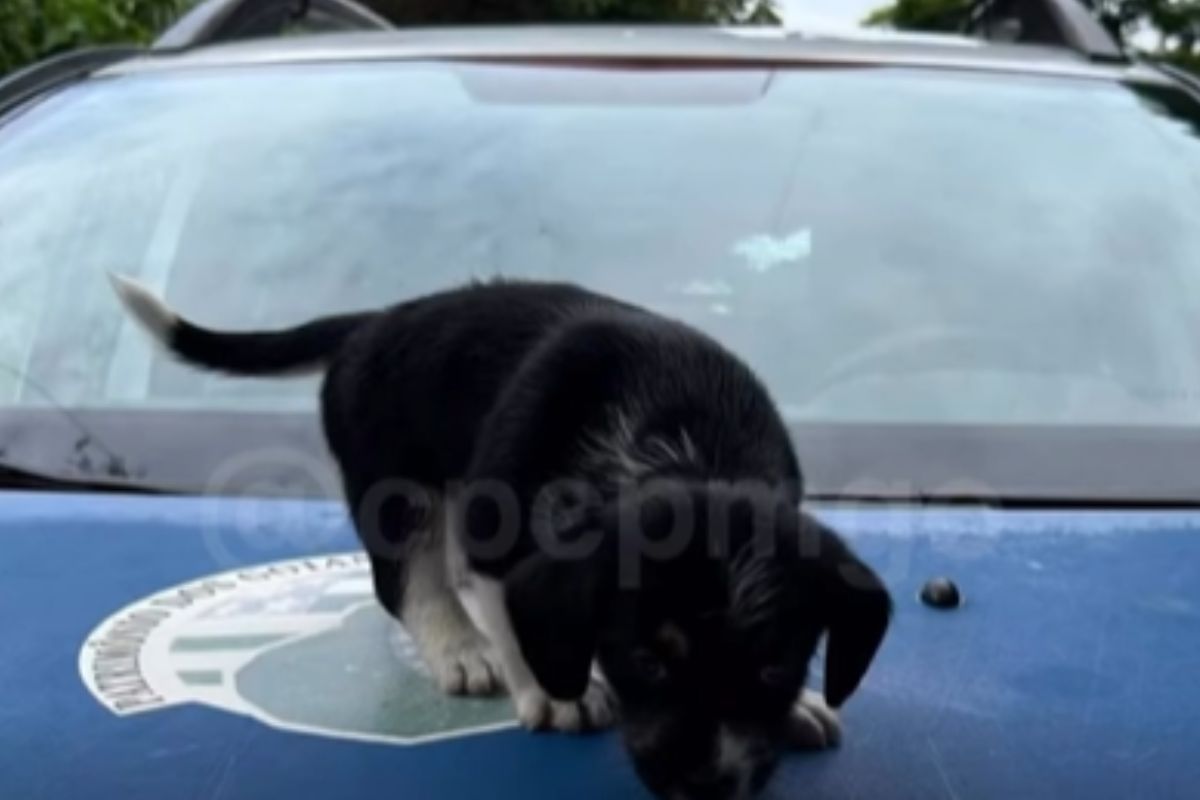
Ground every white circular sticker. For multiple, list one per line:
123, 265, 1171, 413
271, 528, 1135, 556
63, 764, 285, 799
79, 552, 515, 745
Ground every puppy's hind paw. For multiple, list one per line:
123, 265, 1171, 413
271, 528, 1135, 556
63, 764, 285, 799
786, 689, 842, 750
515, 679, 617, 734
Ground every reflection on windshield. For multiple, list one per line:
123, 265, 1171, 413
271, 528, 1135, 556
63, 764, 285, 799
2, 63, 1200, 427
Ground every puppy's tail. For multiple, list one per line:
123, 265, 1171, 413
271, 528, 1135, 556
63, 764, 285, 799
108, 273, 373, 376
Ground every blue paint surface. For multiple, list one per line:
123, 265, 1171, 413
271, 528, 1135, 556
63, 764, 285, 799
2, 491, 1199, 799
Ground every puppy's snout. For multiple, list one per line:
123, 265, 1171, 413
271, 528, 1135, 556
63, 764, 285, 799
627, 725, 779, 800
636, 768, 740, 800
678, 771, 739, 800
655, 763, 777, 800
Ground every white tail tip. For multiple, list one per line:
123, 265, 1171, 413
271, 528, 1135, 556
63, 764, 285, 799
108, 272, 178, 344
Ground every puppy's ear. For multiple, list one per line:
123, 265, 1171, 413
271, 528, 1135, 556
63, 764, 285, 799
505, 548, 609, 701
812, 522, 892, 708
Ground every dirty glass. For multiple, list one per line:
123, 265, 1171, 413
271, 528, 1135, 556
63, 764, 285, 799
2, 63, 1200, 425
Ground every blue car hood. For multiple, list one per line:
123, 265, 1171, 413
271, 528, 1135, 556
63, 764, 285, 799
2, 491, 1198, 799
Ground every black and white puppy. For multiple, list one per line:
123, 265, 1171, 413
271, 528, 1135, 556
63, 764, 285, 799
111, 276, 890, 800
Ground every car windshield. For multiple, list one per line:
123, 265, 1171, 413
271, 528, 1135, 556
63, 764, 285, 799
2, 59, 1200, 495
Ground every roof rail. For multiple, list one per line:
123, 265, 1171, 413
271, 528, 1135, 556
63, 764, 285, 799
0, 45, 142, 120
154, 0, 392, 51
1154, 61, 1200, 99
962, 0, 1125, 63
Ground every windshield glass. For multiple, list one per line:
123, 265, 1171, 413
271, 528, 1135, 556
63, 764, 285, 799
2, 62, 1200, 435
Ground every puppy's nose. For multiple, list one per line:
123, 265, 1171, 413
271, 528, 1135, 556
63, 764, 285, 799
675, 768, 751, 800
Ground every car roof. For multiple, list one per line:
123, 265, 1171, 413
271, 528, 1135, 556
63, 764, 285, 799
96, 26, 1173, 85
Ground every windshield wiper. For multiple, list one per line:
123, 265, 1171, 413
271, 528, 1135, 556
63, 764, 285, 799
0, 459, 174, 495
0, 359, 161, 492
807, 489, 1200, 510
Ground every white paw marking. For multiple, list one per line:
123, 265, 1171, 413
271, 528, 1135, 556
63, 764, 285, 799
786, 689, 842, 750
515, 678, 617, 734
427, 634, 505, 697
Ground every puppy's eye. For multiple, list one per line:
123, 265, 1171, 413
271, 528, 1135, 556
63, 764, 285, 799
759, 665, 794, 688
631, 650, 668, 683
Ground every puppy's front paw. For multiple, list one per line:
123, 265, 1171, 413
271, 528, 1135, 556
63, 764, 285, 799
786, 689, 842, 750
515, 679, 617, 734
428, 637, 505, 697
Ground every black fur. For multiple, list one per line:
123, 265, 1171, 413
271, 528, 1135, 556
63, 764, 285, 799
139, 279, 890, 799
170, 310, 371, 375
516, 481, 889, 797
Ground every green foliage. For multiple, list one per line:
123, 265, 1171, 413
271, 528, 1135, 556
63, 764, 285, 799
1145, 1, 1200, 51
864, 0, 1200, 73
862, 0, 971, 31
2, 0, 780, 77
1, 0, 186, 75
1158, 46, 1200, 71
552, 0, 779, 23
370, 0, 778, 26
